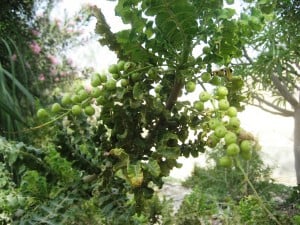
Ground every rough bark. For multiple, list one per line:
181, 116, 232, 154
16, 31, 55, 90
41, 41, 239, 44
294, 104, 300, 185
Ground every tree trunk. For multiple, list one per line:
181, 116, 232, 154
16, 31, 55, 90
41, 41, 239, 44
294, 105, 300, 185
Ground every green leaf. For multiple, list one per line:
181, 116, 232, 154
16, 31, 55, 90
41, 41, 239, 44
143, 159, 161, 177
115, 169, 127, 180
157, 132, 180, 160
20, 170, 48, 199
109, 148, 129, 161
116, 30, 132, 43
110, 148, 130, 170
0, 98, 25, 124
133, 83, 144, 100
218, 8, 236, 19
258, 0, 269, 4
127, 162, 143, 187
0, 64, 34, 102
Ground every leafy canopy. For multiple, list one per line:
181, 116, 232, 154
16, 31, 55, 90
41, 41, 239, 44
1, 0, 276, 224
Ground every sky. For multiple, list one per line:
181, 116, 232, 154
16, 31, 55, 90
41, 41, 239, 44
53, 0, 245, 71
52, 1, 124, 72
53, 0, 296, 185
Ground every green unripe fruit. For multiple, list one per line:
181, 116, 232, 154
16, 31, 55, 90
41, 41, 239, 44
71, 105, 82, 116
201, 72, 211, 82
108, 64, 119, 74
51, 103, 62, 113
240, 140, 252, 153
155, 84, 162, 94
229, 117, 240, 129
78, 89, 89, 102
120, 79, 128, 87
240, 150, 252, 160
199, 91, 211, 102
185, 81, 196, 93
224, 131, 237, 145
202, 46, 211, 54
117, 60, 125, 71
91, 87, 102, 98
226, 143, 240, 156
37, 108, 48, 119
210, 76, 222, 86
91, 73, 101, 87
100, 74, 107, 83
219, 156, 233, 168
61, 93, 72, 106
131, 72, 141, 82
71, 95, 81, 104
214, 125, 227, 138
227, 106, 238, 117
208, 118, 221, 130
218, 99, 230, 110
194, 101, 204, 111
207, 133, 220, 148
112, 73, 120, 80
216, 86, 228, 97
75, 85, 84, 93
84, 105, 95, 116
105, 79, 117, 91
124, 62, 134, 71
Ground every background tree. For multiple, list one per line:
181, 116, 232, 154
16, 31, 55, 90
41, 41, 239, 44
235, 0, 300, 185
0, 0, 36, 54
0, 0, 37, 138
0, 0, 93, 139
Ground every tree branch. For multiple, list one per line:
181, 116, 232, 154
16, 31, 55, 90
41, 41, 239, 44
91, 7, 125, 60
253, 94, 294, 117
270, 74, 299, 108
231, 62, 251, 66
251, 103, 294, 117
295, 61, 300, 71
283, 62, 300, 77
242, 46, 254, 64
165, 79, 184, 110
146, 40, 191, 143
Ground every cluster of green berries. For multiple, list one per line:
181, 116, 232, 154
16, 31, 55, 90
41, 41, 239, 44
194, 86, 255, 168
36, 60, 135, 120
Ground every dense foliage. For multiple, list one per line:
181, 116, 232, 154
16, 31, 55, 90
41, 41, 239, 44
1, 0, 299, 224
0, 0, 94, 138
234, 0, 300, 184
177, 148, 299, 224
32, 0, 273, 223
0, 0, 35, 55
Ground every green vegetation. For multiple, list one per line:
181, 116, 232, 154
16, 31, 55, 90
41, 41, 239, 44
0, 0, 299, 224
236, 0, 300, 184
0, 0, 93, 139
177, 148, 300, 224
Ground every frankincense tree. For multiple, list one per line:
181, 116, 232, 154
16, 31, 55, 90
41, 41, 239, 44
6, 0, 276, 224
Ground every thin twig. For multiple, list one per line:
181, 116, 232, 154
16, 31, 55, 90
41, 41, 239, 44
252, 94, 294, 116
236, 159, 283, 225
